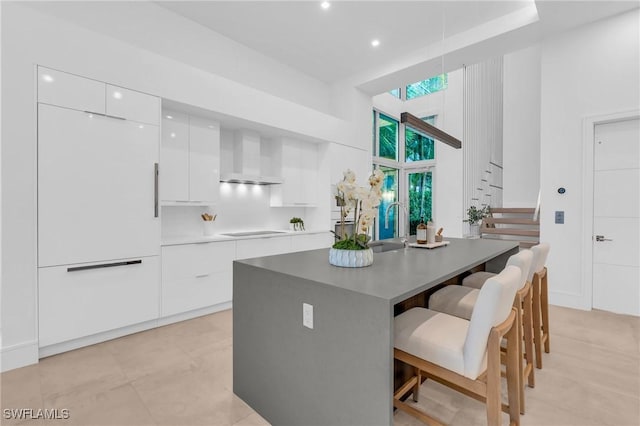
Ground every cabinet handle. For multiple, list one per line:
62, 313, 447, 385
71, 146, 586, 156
67, 259, 142, 272
154, 163, 159, 218
195, 273, 210, 278
83, 111, 126, 121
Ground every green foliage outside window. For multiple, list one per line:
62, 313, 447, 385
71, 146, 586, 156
379, 114, 398, 160
408, 172, 432, 235
406, 74, 448, 100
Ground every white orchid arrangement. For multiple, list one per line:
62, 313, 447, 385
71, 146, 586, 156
333, 169, 384, 250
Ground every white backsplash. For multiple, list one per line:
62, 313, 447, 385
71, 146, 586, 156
161, 182, 308, 238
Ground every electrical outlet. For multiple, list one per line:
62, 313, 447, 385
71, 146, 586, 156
555, 211, 564, 224
303, 303, 314, 329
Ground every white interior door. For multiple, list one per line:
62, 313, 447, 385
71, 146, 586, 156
592, 117, 639, 316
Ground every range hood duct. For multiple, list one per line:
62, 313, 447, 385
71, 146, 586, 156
400, 112, 462, 149
220, 130, 282, 185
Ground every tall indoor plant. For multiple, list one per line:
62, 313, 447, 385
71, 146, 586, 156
330, 169, 384, 267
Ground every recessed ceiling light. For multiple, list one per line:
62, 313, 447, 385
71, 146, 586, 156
138, 124, 144, 129
371, 39, 380, 47
112, 91, 123, 100
321, 1, 330, 10
170, 132, 176, 138
166, 115, 173, 119
208, 125, 215, 129
42, 74, 54, 83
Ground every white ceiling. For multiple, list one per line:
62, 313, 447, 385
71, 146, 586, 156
157, 1, 531, 83
21, 1, 639, 93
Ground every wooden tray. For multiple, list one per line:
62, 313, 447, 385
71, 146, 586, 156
408, 241, 450, 249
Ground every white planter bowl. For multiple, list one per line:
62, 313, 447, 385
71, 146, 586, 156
329, 248, 374, 268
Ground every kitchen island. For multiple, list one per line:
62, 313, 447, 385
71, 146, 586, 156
233, 237, 519, 426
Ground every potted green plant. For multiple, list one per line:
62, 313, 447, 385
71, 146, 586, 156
289, 217, 305, 231
330, 169, 384, 267
464, 205, 489, 237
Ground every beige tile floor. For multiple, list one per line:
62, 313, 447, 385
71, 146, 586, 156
1, 306, 638, 426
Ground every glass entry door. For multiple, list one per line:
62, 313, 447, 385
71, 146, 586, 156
404, 169, 433, 235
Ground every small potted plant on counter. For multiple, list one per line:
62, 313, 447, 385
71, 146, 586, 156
464, 205, 489, 237
289, 217, 305, 231
330, 169, 384, 267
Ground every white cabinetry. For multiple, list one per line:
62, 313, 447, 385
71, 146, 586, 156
236, 236, 293, 260
161, 241, 235, 316
291, 233, 333, 252
39, 256, 160, 347
37, 66, 162, 350
270, 139, 318, 207
38, 67, 160, 124
161, 111, 220, 204
38, 104, 160, 266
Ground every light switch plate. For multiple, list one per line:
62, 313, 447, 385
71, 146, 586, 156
303, 303, 314, 329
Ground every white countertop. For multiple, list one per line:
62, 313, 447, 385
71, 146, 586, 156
161, 229, 331, 246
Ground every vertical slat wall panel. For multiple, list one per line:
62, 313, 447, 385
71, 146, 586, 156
463, 57, 504, 230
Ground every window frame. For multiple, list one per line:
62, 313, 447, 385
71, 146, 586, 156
372, 109, 439, 240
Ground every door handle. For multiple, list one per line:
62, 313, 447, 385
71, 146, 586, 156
154, 163, 159, 218
595, 235, 613, 242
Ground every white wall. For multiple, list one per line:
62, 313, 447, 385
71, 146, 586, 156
540, 9, 640, 309
20, 2, 334, 116
503, 45, 541, 207
0, 3, 357, 371
372, 69, 465, 238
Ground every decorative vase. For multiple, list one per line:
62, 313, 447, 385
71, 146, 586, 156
469, 223, 480, 238
328, 248, 374, 268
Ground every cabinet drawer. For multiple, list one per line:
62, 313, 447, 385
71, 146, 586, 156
38, 256, 160, 347
162, 270, 232, 316
236, 236, 293, 260
291, 233, 333, 252
38, 66, 105, 113
162, 241, 236, 283
106, 85, 160, 125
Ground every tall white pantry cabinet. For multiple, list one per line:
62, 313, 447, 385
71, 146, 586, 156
36, 67, 161, 349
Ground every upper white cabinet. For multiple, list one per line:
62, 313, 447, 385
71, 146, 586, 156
38, 67, 105, 113
160, 111, 220, 204
270, 139, 318, 207
38, 66, 160, 125
106, 84, 160, 125
189, 117, 221, 203
38, 104, 160, 267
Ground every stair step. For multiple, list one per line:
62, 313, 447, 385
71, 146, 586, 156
489, 207, 536, 214
481, 228, 540, 237
519, 241, 539, 249
484, 217, 539, 225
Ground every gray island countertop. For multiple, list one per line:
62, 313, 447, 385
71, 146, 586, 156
233, 237, 519, 426
236, 237, 519, 304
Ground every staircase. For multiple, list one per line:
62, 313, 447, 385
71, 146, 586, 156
480, 207, 540, 249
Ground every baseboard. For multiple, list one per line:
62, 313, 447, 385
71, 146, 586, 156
156, 301, 232, 327
1, 340, 39, 372
549, 291, 590, 311
39, 301, 233, 359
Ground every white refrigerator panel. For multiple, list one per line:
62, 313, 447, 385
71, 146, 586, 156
38, 104, 160, 267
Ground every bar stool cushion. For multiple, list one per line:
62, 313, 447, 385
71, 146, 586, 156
462, 271, 496, 289
394, 308, 470, 376
428, 285, 478, 320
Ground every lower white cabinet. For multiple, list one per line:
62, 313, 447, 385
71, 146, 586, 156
38, 256, 160, 347
236, 236, 293, 260
291, 232, 333, 252
161, 241, 235, 316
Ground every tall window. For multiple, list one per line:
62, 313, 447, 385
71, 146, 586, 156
372, 110, 437, 240
406, 74, 448, 100
378, 114, 398, 161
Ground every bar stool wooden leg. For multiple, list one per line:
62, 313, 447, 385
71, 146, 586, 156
532, 272, 543, 369
541, 268, 550, 354
522, 286, 535, 387
505, 308, 521, 425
